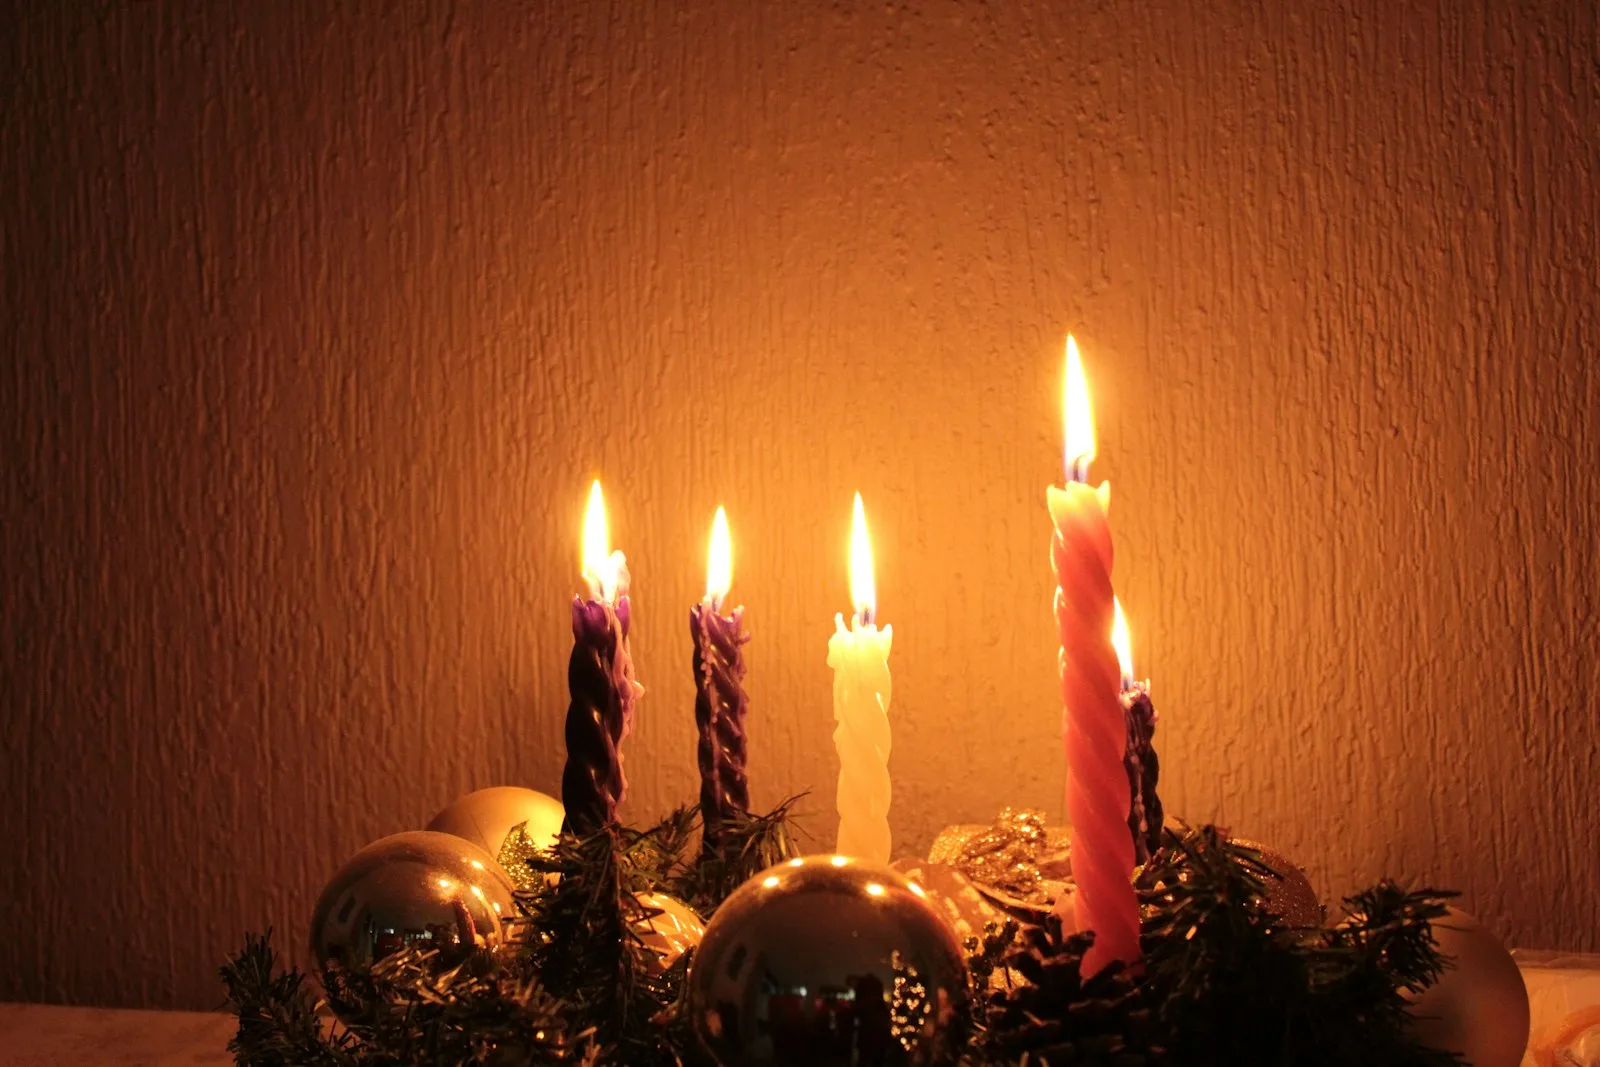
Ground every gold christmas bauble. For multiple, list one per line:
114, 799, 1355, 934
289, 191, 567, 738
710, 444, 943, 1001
688, 855, 972, 1067
308, 831, 516, 977
1406, 907, 1529, 1067
427, 786, 564, 857
631, 891, 705, 974
1229, 838, 1325, 928
426, 787, 564, 890
891, 860, 1008, 946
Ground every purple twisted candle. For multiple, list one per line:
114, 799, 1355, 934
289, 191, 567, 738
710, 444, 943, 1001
561, 595, 639, 835
1111, 600, 1163, 865
691, 598, 750, 855
560, 481, 643, 837
692, 506, 750, 857
1121, 682, 1162, 864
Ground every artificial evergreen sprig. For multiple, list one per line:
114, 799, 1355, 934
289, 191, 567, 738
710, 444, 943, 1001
513, 811, 699, 1067
222, 932, 354, 1067
224, 801, 800, 1067
671, 793, 804, 913
223, 932, 572, 1067
224, 814, 1466, 1067
1136, 825, 1463, 1067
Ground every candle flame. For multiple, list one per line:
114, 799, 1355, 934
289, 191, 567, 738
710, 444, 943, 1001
1062, 335, 1096, 481
581, 480, 620, 602
849, 492, 876, 622
1112, 596, 1134, 689
706, 506, 732, 607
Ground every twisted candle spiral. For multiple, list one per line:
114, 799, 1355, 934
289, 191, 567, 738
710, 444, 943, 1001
1122, 683, 1163, 864
692, 602, 750, 856
829, 614, 893, 864
1049, 484, 1140, 979
560, 596, 640, 836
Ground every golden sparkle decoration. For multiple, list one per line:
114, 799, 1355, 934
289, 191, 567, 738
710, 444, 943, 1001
1230, 838, 1326, 929
496, 820, 549, 892
426, 786, 564, 888
930, 807, 1063, 903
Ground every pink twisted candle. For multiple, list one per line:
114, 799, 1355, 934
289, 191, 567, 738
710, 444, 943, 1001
1050, 483, 1139, 976
1049, 337, 1140, 979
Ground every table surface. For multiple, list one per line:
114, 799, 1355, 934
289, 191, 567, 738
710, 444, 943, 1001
0, 1004, 235, 1067
9, 971, 1599, 1067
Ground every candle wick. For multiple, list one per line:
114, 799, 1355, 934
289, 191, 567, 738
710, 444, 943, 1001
1071, 455, 1091, 484
858, 607, 874, 628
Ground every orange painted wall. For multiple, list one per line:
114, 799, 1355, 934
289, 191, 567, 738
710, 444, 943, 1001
2, 1, 1596, 1009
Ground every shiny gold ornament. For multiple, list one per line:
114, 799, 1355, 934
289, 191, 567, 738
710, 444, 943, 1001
929, 809, 1072, 914
495, 822, 559, 893
953, 807, 1049, 899
1229, 838, 1325, 928
892, 861, 1028, 993
630, 891, 705, 974
1528, 1003, 1600, 1067
1406, 907, 1530, 1067
308, 831, 516, 988
891, 860, 1007, 945
689, 855, 971, 1067
426, 787, 564, 891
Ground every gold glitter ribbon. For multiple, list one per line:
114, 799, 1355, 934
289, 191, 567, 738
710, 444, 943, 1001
940, 808, 1052, 902
496, 821, 545, 892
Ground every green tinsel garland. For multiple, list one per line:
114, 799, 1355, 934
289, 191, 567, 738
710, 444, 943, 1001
222, 807, 1462, 1067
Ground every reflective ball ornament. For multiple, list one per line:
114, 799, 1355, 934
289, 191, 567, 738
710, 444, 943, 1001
1405, 907, 1530, 1067
426, 787, 564, 890
1231, 838, 1325, 928
689, 855, 971, 1067
309, 831, 516, 981
631, 891, 705, 974
890, 860, 1007, 946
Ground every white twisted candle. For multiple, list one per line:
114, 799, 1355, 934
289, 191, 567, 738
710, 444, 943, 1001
829, 611, 893, 863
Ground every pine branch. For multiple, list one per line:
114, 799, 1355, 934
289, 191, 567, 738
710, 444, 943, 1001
220, 931, 352, 1067
224, 811, 1468, 1067
515, 811, 715, 1066
674, 793, 804, 912
1135, 826, 1464, 1067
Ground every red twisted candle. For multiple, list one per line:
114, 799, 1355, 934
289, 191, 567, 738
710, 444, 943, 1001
692, 507, 751, 858
1049, 337, 1140, 978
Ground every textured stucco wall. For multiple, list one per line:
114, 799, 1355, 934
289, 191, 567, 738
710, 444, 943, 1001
2, 0, 1597, 1010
